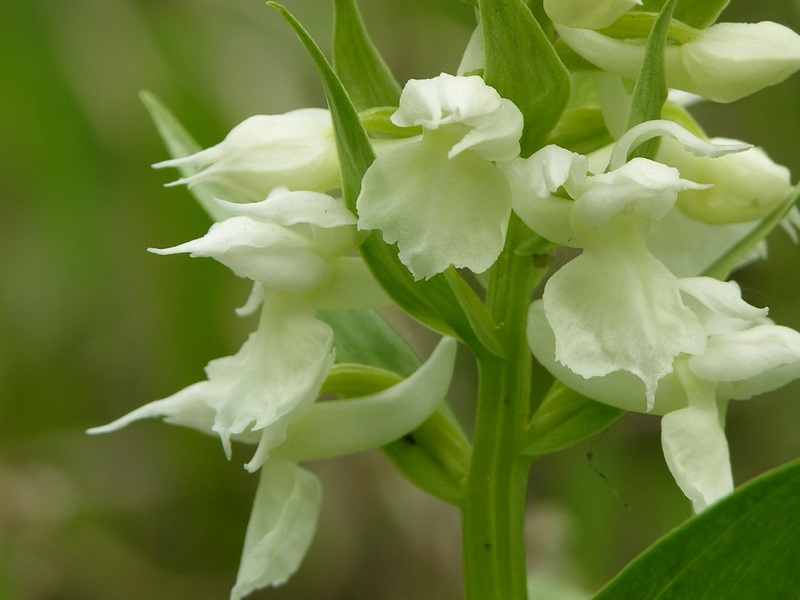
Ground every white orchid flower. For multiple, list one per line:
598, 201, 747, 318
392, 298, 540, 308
153, 109, 341, 201
229, 337, 457, 598
508, 122, 750, 407
90, 187, 387, 471
556, 21, 800, 103
356, 73, 524, 280
529, 278, 800, 512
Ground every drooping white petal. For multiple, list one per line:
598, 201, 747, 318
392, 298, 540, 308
527, 301, 689, 415
207, 296, 334, 471
230, 459, 322, 600
678, 277, 769, 336
276, 337, 457, 461
647, 208, 764, 278
690, 325, 800, 399
661, 366, 733, 513
154, 109, 340, 200
357, 135, 511, 279
542, 224, 706, 408
149, 217, 329, 292
609, 120, 749, 172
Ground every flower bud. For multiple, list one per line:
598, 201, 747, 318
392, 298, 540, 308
556, 21, 800, 103
657, 136, 792, 224
154, 108, 340, 201
544, 0, 641, 30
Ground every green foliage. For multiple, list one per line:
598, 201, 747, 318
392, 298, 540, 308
479, 0, 571, 156
595, 458, 800, 598
332, 0, 402, 110
624, 0, 676, 160
522, 382, 626, 458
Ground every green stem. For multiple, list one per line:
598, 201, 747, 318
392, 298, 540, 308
462, 215, 537, 600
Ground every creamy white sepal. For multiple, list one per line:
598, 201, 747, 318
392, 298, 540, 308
230, 459, 322, 600
276, 337, 457, 461
661, 366, 733, 513
154, 109, 340, 200
543, 0, 641, 29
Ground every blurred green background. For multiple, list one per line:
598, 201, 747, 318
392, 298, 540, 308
1, 1, 799, 598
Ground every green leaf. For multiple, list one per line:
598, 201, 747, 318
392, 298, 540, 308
521, 382, 625, 458
359, 106, 420, 137
444, 268, 506, 359
382, 408, 472, 506
140, 91, 243, 221
479, 0, 571, 156
623, 0, 677, 161
702, 182, 800, 280
318, 308, 421, 376
332, 0, 401, 111
546, 108, 613, 155
594, 458, 800, 598
270, 2, 497, 355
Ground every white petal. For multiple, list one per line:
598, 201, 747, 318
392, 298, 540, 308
276, 337, 457, 461
208, 296, 335, 470
690, 325, 800, 399
576, 158, 703, 227
647, 208, 763, 278
506, 145, 588, 199
678, 277, 768, 336
230, 459, 322, 599
356, 136, 511, 279
544, 0, 641, 29
682, 22, 800, 103
661, 373, 733, 513
150, 216, 329, 292
391, 73, 523, 162
216, 187, 357, 229
542, 228, 705, 408
155, 110, 340, 200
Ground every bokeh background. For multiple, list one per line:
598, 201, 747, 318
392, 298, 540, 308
1, 1, 799, 598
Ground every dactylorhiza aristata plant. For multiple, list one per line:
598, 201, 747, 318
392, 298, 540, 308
91, 0, 800, 598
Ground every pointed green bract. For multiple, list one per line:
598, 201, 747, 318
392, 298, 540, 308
140, 91, 239, 221
333, 0, 401, 110
479, 0, 570, 156
702, 183, 800, 280
595, 458, 800, 598
522, 381, 625, 457
624, 0, 677, 161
